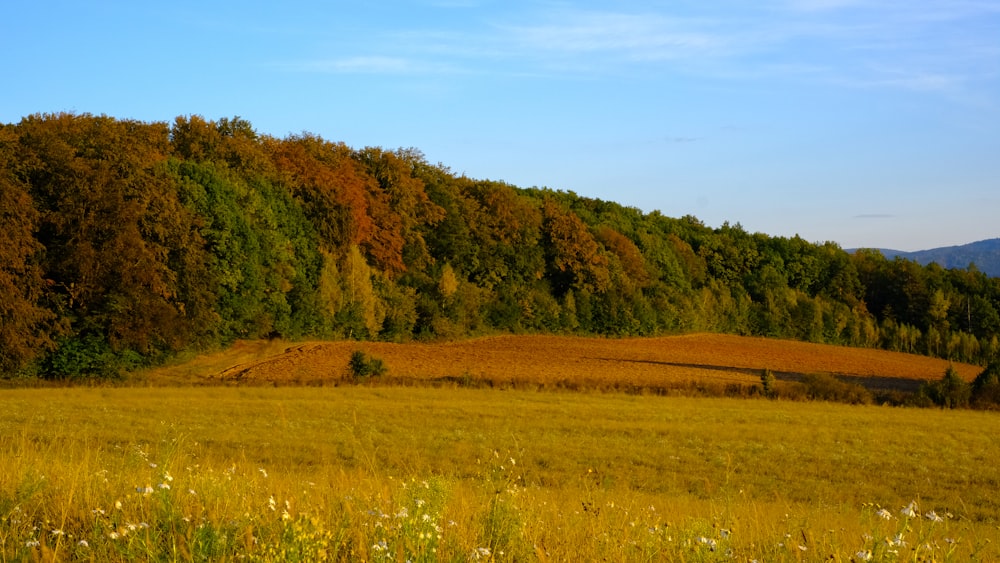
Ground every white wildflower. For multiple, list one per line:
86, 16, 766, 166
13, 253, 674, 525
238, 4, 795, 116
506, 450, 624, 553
78, 540, 89, 547
901, 501, 918, 518
25, 540, 40, 548
855, 550, 872, 561
925, 510, 944, 523
876, 508, 893, 520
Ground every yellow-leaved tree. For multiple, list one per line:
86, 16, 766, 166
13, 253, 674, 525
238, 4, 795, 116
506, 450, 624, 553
342, 245, 384, 338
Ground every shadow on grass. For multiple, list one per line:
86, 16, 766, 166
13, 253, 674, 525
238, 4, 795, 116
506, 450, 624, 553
592, 358, 924, 393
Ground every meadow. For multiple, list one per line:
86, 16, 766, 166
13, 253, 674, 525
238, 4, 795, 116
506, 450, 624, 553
2, 385, 999, 561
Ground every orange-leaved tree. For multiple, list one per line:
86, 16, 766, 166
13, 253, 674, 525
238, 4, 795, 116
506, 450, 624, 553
0, 124, 61, 371
17, 113, 199, 374
541, 198, 610, 295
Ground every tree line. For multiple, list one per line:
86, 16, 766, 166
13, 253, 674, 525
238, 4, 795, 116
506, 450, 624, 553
2, 113, 999, 379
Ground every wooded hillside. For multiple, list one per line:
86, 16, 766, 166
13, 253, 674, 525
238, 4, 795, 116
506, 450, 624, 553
2, 113, 999, 378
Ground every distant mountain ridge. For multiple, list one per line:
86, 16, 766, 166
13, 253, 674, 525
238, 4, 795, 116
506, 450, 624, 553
864, 238, 1000, 277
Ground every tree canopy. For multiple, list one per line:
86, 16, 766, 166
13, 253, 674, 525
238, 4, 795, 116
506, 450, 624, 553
2, 113, 999, 379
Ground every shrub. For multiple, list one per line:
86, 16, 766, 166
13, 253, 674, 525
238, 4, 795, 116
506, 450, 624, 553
760, 369, 777, 399
971, 362, 1000, 409
40, 335, 141, 380
801, 373, 872, 405
922, 365, 971, 409
348, 350, 387, 379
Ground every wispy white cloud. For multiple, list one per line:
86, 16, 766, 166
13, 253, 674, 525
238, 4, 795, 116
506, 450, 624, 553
425, 0, 483, 7
785, 0, 868, 12
501, 12, 729, 60
859, 68, 963, 93
280, 2, 999, 104
280, 55, 461, 75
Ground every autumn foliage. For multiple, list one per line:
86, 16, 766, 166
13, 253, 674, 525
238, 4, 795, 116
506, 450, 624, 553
2, 113, 1000, 379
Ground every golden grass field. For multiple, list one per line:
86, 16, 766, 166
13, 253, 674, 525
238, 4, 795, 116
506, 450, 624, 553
2, 334, 998, 561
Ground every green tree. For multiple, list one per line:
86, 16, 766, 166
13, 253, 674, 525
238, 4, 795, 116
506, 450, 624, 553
971, 362, 1000, 408
463, 180, 545, 293
923, 366, 971, 409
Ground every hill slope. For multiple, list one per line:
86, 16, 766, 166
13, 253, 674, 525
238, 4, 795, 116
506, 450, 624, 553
144, 334, 979, 394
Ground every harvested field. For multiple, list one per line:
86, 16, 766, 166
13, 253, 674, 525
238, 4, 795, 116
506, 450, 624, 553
147, 333, 981, 392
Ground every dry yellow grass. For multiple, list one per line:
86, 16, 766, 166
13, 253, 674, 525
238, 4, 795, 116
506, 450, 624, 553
145, 333, 981, 391
3, 386, 998, 561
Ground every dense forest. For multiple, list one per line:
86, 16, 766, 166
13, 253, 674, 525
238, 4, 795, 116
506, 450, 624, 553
2, 113, 999, 379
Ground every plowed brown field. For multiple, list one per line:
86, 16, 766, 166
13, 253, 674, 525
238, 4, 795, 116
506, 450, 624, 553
149, 334, 981, 392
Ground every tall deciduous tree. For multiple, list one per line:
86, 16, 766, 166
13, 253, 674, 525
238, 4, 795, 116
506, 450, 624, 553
463, 180, 544, 291
17, 114, 193, 358
596, 225, 650, 289
355, 148, 445, 275
541, 198, 610, 295
0, 125, 60, 371
341, 244, 383, 337
267, 134, 372, 252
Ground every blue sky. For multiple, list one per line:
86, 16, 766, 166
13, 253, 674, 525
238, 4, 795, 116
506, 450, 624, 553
3, 1, 999, 251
